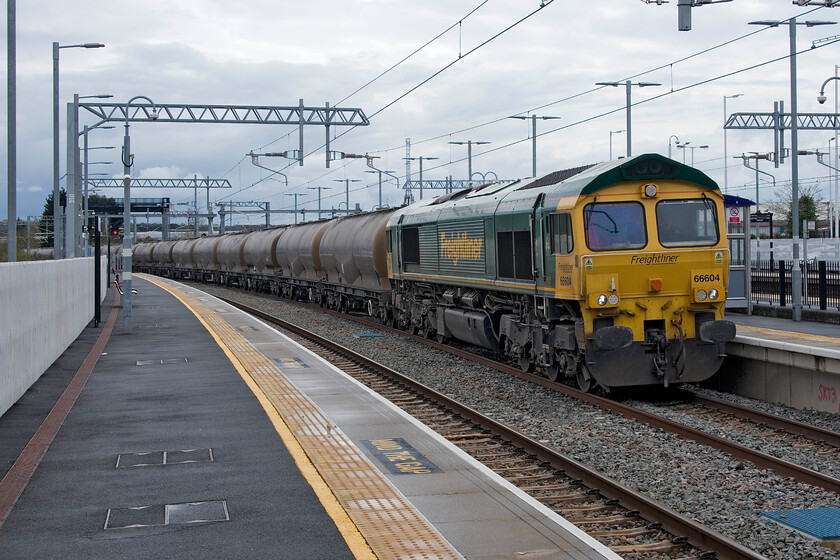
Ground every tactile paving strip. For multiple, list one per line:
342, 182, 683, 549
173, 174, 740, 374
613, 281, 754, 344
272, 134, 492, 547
142, 275, 462, 560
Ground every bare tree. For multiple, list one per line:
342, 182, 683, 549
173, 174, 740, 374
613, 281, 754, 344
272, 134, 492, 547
765, 182, 825, 236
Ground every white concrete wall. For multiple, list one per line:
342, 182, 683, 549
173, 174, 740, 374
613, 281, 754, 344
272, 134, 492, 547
0, 258, 108, 418
752, 238, 840, 261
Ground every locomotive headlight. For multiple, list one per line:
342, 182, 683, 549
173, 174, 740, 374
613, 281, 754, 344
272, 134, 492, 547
597, 294, 608, 306
708, 288, 719, 301
643, 184, 658, 198
695, 289, 708, 302
607, 293, 619, 306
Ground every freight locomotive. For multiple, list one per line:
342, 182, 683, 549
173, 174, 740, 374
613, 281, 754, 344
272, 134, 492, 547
135, 153, 736, 392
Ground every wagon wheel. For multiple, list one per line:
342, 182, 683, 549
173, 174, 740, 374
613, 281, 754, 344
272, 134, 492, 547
576, 364, 595, 393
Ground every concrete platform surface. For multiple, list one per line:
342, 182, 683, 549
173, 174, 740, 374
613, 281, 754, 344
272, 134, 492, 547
0, 275, 619, 560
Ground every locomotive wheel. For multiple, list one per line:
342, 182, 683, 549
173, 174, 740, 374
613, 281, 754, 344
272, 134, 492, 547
576, 365, 595, 393
519, 351, 535, 373
546, 363, 561, 382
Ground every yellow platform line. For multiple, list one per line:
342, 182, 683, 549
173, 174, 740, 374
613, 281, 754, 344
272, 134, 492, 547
737, 324, 840, 343
141, 275, 462, 560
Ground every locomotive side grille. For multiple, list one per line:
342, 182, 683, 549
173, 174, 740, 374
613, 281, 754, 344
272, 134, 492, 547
419, 224, 440, 273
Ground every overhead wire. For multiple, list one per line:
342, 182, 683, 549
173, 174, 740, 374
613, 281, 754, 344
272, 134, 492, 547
214, 5, 832, 220
212, 1, 556, 209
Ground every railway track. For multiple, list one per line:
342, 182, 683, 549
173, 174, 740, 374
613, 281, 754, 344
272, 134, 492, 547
677, 390, 840, 449
216, 287, 840, 496
221, 296, 766, 560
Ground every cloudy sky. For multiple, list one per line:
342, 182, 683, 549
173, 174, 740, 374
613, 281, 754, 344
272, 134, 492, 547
3, 0, 840, 227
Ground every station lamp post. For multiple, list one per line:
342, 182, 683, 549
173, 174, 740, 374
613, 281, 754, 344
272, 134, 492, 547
52, 41, 104, 258
67, 94, 113, 259
687, 144, 709, 166
799, 148, 840, 252
723, 94, 744, 193
508, 115, 560, 176
121, 95, 158, 334
365, 168, 397, 209
736, 152, 774, 261
818, 74, 840, 241
448, 140, 489, 185
676, 141, 690, 164
333, 179, 360, 212
595, 80, 661, 158
403, 156, 438, 199
285, 193, 303, 224
340, 152, 398, 209
610, 130, 625, 160
749, 17, 836, 321
668, 135, 680, 160
82, 124, 114, 254
308, 186, 330, 219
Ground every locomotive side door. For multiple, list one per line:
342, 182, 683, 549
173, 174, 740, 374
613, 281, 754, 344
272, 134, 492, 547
531, 194, 547, 284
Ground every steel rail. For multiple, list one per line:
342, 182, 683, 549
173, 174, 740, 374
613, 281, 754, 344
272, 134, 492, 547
678, 390, 840, 449
217, 287, 840, 495
217, 288, 840, 495
220, 296, 766, 560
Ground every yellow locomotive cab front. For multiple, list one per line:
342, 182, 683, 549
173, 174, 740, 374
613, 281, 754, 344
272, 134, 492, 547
575, 178, 736, 388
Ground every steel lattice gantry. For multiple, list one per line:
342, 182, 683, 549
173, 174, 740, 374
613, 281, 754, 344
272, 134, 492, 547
725, 112, 840, 131
79, 101, 369, 169
65, 99, 369, 257
724, 107, 840, 167
87, 178, 232, 189
81, 101, 369, 126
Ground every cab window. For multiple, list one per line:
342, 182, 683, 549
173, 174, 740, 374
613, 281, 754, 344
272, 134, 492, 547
583, 202, 646, 251
656, 199, 719, 247
549, 213, 573, 254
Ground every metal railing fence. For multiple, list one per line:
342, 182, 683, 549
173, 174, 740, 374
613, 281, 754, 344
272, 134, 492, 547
750, 259, 840, 311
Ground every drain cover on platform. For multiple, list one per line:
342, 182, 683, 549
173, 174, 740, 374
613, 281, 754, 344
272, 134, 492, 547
117, 449, 214, 468
763, 508, 840, 540
166, 501, 229, 524
105, 500, 228, 529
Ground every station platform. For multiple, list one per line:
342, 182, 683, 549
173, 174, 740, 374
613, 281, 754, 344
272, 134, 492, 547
712, 310, 840, 412
0, 275, 619, 560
